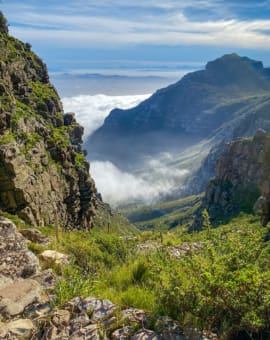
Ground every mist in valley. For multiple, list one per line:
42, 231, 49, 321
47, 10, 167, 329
62, 91, 196, 207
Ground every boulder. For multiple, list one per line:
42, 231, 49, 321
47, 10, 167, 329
6, 319, 35, 338
69, 313, 90, 333
20, 228, 50, 244
31, 268, 56, 289
0, 279, 47, 317
53, 309, 71, 327
131, 329, 160, 340
112, 326, 134, 339
80, 297, 117, 322
39, 250, 69, 266
69, 324, 103, 340
0, 217, 40, 279
121, 308, 148, 327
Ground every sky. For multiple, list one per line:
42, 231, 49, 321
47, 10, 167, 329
2, 0, 270, 77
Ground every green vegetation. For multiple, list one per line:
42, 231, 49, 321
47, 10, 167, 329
93, 206, 139, 235
0, 131, 15, 144
120, 195, 202, 231
74, 152, 85, 169
47, 125, 70, 148
13, 209, 270, 338
30, 81, 57, 101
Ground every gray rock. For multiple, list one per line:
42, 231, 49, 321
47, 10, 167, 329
0, 278, 47, 317
52, 309, 71, 327
24, 302, 52, 319
121, 308, 148, 327
81, 297, 117, 322
131, 329, 160, 340
31, 268, 56, 289
6, 318, 35, 338
69, 313, 90, 332
0, 217, 40, 279
70, 324, 103, 339
111, 326, 134, 339
20, 228, 50, 244
168, 242, 204, 259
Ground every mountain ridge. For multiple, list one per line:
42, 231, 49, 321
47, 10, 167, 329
87, 53, 270, 168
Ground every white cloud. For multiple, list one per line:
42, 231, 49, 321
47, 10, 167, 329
91, 160, 189, 207
5, 1, 270, 50
8, 15, 270, 50
62, 93, 150, 139
62, 93, 189, 206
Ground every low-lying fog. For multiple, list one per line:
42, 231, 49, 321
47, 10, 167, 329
59, 71, 196, 207
62, 93, 191, 207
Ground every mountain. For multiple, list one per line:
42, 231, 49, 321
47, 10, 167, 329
0, 13, 98, 230
87, 53, 270, 170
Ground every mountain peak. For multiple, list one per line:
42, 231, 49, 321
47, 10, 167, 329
206, 53, 264, 70
202, 53, 268, 88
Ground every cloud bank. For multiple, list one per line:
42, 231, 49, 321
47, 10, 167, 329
63, 93, 189, 206
91, 160, 189, 207
62, 93, 150, 139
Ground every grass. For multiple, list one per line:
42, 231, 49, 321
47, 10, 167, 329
3, 208, 270, 338
119, 195, 203, 231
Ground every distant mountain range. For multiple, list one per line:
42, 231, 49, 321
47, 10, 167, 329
87, 53, 270, 197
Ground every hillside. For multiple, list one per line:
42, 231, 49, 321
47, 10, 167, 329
120, 194, 203, 231
87, 54, 270, 171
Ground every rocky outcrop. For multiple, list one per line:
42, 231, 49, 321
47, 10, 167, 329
0, 216, 52, 333
193, 130, 268, 229
0, 217, 40, 279
0, 13, 97, 230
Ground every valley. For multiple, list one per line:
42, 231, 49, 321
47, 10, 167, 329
1, 7, 270, 340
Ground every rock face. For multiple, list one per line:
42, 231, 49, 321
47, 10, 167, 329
0, 217, 40, 279
0, 14, 97, 230
0, 216, 51, 329
193, 130, 269, 228
88, 53, 270, 168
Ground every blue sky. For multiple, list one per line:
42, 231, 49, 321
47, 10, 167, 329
2, 0, 270, 76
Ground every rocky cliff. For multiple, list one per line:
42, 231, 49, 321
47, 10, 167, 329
0, 13, 97, 230
193, 130, 269, 229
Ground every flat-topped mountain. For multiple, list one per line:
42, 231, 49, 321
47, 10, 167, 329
87, 54, 270, 169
